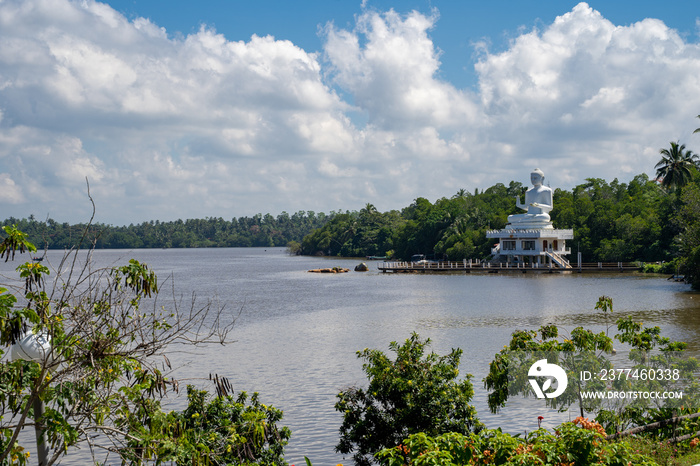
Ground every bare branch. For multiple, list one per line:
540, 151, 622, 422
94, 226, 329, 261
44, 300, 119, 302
0, 215, 238, 464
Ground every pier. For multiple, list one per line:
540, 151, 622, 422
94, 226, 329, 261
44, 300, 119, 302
377, 260, 640, 273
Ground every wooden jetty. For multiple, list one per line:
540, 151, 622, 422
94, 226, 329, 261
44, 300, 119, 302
377, 260, 640, 274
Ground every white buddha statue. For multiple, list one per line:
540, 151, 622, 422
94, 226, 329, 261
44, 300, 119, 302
507, 168, 553, 229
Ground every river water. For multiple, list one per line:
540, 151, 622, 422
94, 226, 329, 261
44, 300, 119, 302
2, 247, 699, 465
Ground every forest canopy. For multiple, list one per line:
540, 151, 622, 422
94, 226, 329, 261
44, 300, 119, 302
0, 211, 330, 250
300, 174, 675, 264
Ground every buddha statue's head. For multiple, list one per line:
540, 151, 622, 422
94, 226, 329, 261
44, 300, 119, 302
531, 168, 545, 187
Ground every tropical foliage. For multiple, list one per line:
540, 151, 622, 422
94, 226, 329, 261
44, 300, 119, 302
119, 385, 290, 465
367, 300, 700, 466
335, 333, 481, 466
0, 211, 330, 249
655, 141, 699, 191
674, 182, 700, 288
485, 297, 700, 437
376, 421, 659, 466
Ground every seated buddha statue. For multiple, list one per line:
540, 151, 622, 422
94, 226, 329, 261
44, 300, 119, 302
507, 169, 553, 229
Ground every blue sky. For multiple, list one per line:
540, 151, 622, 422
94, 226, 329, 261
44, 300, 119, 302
1, 0, 700, 224
104, 0, 700, 89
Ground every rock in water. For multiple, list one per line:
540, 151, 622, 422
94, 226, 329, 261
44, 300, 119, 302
308, 267, 350, 273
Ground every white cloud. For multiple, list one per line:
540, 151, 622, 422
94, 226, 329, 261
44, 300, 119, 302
581, 87, 625, 109
323, 8, 479, 130
0, 173, 23, 203
1, 0, 700, 224
473, 2, 700, 179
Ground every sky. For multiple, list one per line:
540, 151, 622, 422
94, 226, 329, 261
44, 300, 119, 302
1, 0, 700, 225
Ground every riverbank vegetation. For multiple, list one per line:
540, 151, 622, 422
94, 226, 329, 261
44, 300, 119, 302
0, 211, 330, 249
332, 314, 700, 466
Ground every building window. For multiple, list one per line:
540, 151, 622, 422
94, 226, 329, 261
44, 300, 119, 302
502, 240, 516, 250
522, 240, 536, 251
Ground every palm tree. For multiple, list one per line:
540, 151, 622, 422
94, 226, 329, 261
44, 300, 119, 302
655, 141, 699, 190
452, 188, 469, 199
361, 203, 377, 216
694, 114, 700, 134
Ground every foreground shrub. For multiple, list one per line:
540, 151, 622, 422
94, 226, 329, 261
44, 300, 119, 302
376, 418, 659, 466
120, 385, 291, 465
335, 333, 481, 465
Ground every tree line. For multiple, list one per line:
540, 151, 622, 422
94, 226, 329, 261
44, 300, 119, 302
299, 174, 675, 263
0, 211, 331, 250
1, 172, 692, 272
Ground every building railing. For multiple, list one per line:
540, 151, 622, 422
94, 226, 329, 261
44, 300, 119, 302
491, 247, 572, 256
377, 260, 640, 272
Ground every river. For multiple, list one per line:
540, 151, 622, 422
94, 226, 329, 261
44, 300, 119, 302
1, 247, 698, 465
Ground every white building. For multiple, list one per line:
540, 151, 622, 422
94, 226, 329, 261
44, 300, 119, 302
486, 227, 574, 268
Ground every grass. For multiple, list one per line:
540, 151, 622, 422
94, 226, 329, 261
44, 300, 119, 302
624, 437, 700, 465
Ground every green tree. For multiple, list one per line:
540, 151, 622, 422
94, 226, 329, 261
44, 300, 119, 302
673, 183, 700, 287
119, 385, 290, 465
484, 297, 699, 435
0, 223, 239, 465
434, 218, 475, 260
286, 240, 302, 255
484, 297, 616, 419
335, 333, 481, 466
655, 141, 699, 191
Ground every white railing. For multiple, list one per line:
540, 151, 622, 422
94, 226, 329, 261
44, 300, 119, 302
378, 259, 639, 272
379, 259, 483, 270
